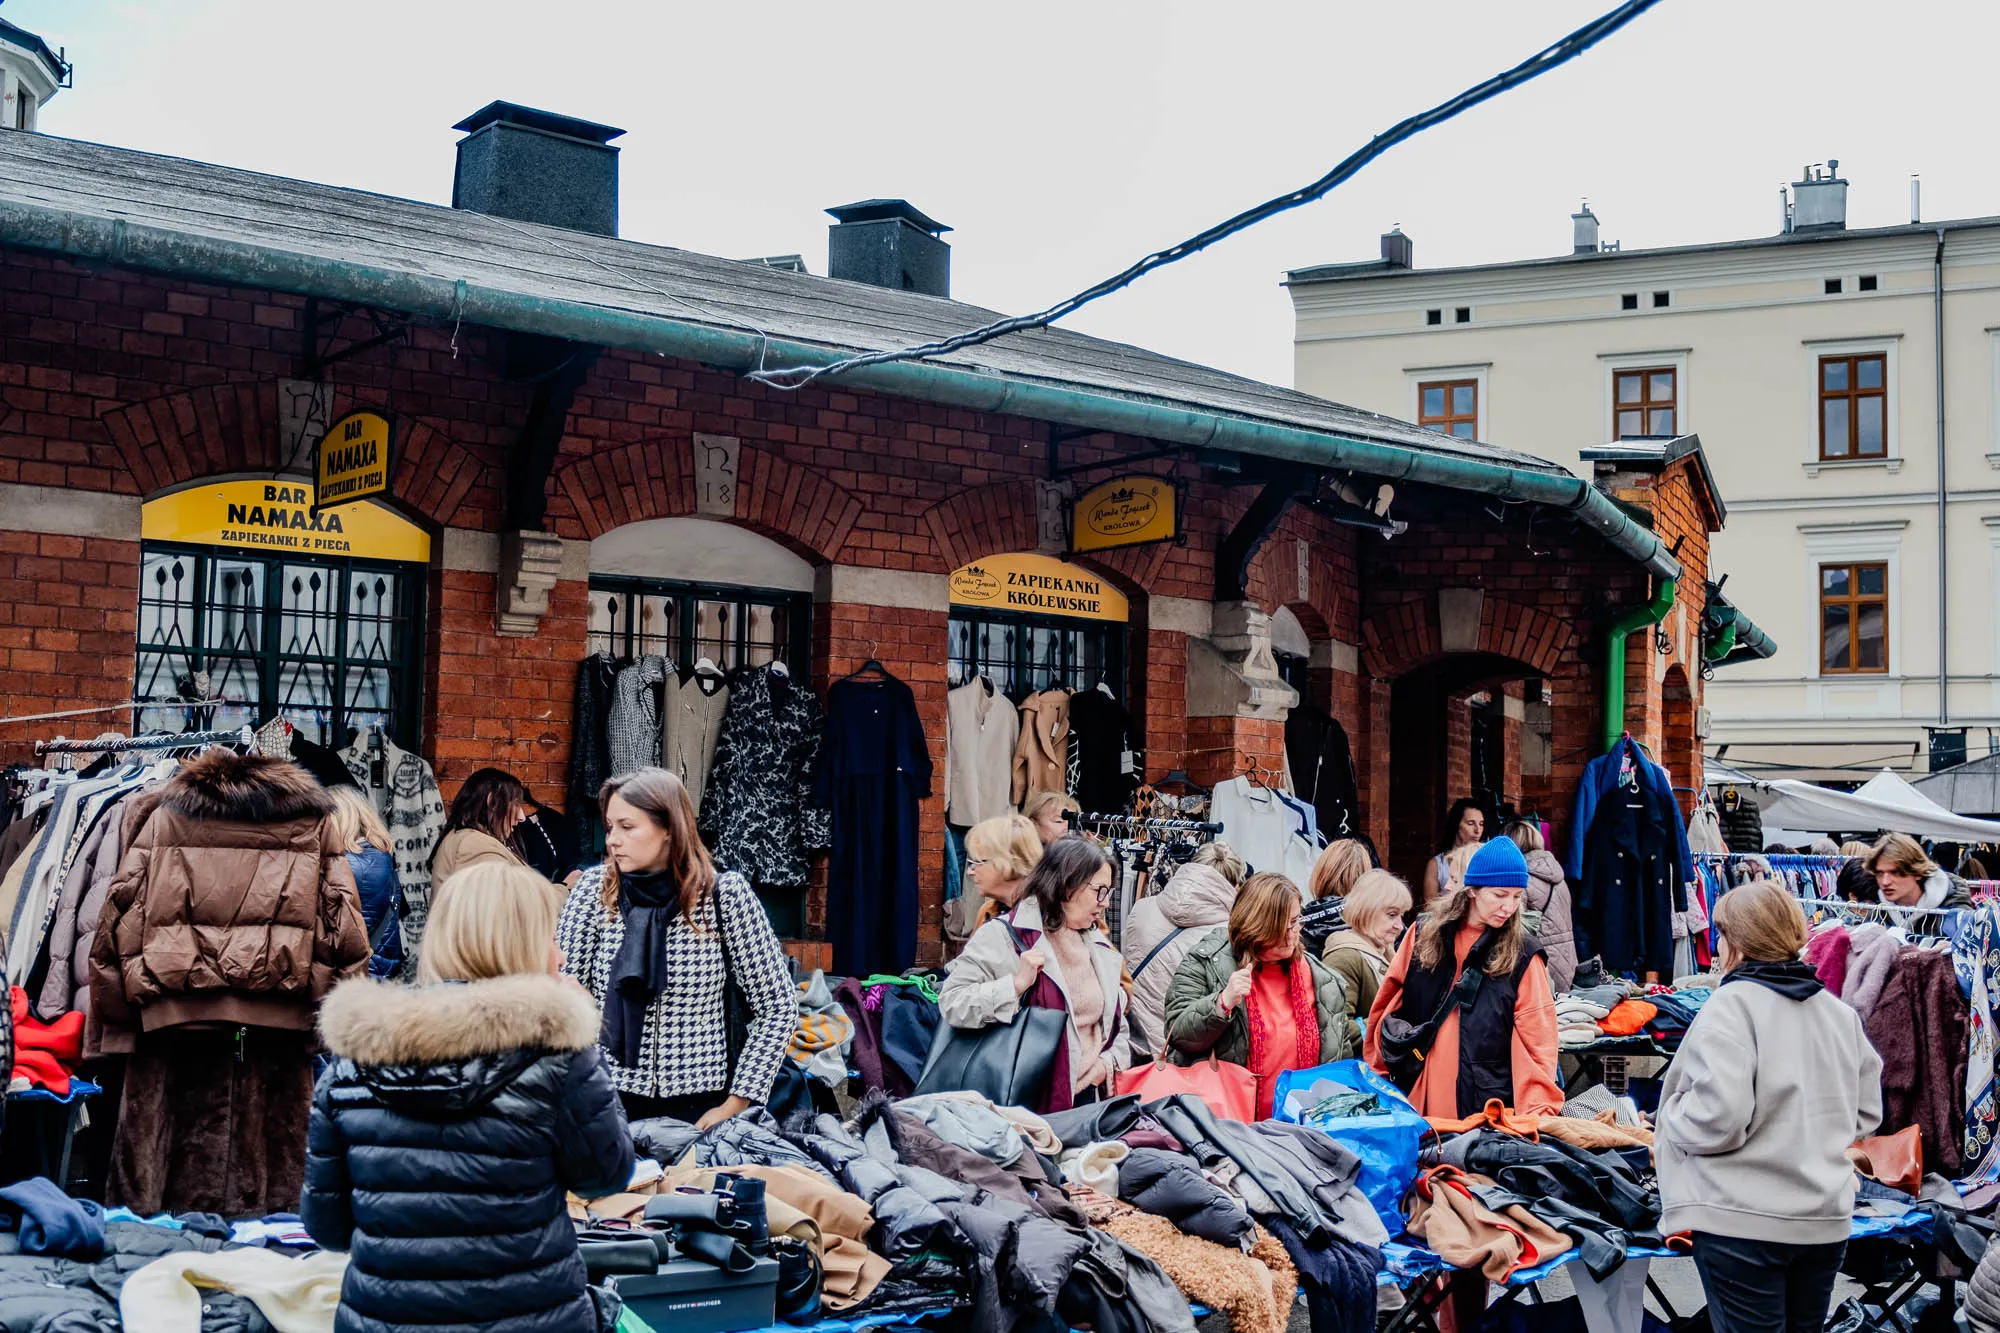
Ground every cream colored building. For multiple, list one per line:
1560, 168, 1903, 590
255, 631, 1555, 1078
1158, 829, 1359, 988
1288, 172, 2000, 781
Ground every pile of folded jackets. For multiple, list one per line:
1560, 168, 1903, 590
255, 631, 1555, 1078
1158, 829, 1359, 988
1407, 1119, 1666, 1282
586, 1085, 1395, 1333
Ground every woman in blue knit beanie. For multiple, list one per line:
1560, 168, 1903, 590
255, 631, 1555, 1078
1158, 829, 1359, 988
1364, 836, 1562, 1120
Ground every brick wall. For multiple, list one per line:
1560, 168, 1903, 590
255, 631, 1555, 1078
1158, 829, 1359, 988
427, 572, 588, 798
0, 532, 139, 763
0, 247, 1719, 963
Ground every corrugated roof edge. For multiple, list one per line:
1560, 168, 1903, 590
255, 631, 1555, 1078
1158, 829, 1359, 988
0, 193, 1680, 581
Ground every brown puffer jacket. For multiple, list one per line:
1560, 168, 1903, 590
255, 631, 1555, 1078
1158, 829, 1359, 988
89, 750, 370, 1038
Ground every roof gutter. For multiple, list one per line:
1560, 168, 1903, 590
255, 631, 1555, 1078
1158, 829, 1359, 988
0, 199, 1680, 580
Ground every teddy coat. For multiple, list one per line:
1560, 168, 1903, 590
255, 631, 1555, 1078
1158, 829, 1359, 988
304, 974, 633, 1333
1162, 926, 1353, 1070
1863, 945, 1970, 1177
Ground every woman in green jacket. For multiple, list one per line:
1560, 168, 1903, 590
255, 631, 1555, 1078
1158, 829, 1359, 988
1164, 872, 1352, 1118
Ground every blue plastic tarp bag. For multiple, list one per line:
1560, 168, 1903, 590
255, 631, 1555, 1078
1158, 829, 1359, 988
1271, 1059, 1425, 1238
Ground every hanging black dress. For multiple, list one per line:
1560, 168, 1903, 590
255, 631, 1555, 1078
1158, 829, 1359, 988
813, 672, 933, 976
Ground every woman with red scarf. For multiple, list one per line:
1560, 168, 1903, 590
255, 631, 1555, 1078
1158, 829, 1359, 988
1163, 872, 1354, 1118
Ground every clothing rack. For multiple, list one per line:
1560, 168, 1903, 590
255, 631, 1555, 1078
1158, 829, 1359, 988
1067, 811, 1222, 837
0, 698, 234, 729
33, 726, 253, 756
1789, 893, 1971, 921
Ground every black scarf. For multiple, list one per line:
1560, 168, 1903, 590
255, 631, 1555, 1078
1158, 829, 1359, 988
1723, 959, 1824, 1001
603, 868, 681, 1068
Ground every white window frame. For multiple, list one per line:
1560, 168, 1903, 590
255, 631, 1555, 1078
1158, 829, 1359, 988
1985, 330, 2000, 469
1798, 519, 1905, 681
1598, 350, 1690, 442
1802, 335, 1901, 477
1404, 363, 1490, 443
1984, 516, 2000, 710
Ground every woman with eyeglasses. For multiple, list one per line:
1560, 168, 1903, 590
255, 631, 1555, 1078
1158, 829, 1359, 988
1163, 872, 1354, 1120
938, 835, 1130, 1108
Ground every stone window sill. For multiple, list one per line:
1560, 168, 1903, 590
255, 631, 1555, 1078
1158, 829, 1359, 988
1802, 456, 1900, 478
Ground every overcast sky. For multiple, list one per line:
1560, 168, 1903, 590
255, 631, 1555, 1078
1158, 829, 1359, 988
11, 0, 1998, 388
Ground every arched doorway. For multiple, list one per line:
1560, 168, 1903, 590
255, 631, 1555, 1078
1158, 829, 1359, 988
1387, 652, 1542, 891
585, 516, 821, 932
587, 516, 815, 675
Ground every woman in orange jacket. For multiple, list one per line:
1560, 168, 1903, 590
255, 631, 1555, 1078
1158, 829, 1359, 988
1365, 837, 1562, 1119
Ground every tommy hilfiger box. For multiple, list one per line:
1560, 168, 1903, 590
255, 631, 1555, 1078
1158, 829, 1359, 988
606, 1254, 780, 1333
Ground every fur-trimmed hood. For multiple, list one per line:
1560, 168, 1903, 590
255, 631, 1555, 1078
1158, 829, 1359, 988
319, 974, 601, 1066
160, 749, 333, 824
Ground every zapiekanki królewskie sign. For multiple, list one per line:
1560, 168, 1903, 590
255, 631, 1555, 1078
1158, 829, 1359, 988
948, 553, 1128, 622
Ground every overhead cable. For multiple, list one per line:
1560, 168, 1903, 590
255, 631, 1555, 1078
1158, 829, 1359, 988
745, 0, 1665, 391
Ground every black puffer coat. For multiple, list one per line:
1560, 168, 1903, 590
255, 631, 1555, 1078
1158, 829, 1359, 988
302, 974, 633, 1333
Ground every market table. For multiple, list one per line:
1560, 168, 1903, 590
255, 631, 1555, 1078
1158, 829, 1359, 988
1374, 1206, 1935, 1333
1, 1076, 100, 1192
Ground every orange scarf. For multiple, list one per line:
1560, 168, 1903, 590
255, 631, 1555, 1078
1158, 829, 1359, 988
1246, 956, 1321, 1084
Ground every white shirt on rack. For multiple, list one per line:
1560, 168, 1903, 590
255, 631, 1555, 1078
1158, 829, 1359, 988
1211, 776, 1318, 885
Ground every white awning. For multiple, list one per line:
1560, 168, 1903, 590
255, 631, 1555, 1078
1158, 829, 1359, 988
1705, 766, 2000, 841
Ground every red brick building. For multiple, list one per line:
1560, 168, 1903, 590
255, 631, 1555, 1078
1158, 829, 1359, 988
0, 108, 1757, 966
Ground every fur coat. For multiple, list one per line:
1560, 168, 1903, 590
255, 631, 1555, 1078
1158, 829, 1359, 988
1864, 945, 1970, 1177
1841, 923, 1904, 1020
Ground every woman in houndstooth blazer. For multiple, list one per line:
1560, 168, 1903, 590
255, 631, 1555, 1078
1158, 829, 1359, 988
558, 767, 797, 1127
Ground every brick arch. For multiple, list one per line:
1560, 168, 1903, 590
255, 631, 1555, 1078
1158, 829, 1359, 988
553, 438, 862, 565
1362, 595, 1574, 680
1281, 599, 1333, 641
920, 479, 1039, 571
102, 387, 491, 527
393, 418, 496, 528
103, 383, 284, 495
1662, 662, 1699, 809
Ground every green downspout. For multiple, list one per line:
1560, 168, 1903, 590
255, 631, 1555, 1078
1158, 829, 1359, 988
1702, 620, 1737, 664
1602, 578, 1676, 755
0, 196, 1689, 583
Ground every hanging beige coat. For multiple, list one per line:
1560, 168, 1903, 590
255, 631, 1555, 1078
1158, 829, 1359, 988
1011, 688, 1071, 806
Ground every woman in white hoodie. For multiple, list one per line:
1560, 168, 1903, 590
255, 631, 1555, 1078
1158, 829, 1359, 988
1119, 842, 1244, 1058
1657, 879, 1882, 1333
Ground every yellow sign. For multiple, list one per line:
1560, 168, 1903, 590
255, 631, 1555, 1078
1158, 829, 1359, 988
1073, 475, 1177, 553
948, 553, 1128, 623
313, 410, 394, 510
142, 480, 432, 564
